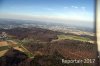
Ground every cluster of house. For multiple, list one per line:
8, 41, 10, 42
0, 32, 7, 41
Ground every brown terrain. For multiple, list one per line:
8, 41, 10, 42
0, 27, 98, 66
0, 41, 8, 47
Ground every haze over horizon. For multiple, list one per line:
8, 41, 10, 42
0, 0, 95, 28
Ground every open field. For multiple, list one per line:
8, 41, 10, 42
0, 46, 10, 51
0, 50, 9, 57
0, 41, 9, 47
57, 35, 93, 42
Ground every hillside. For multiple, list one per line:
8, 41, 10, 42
0, 27, 98, 66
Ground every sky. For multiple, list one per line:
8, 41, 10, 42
0, 0, 95, 24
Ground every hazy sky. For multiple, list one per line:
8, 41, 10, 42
0, 0, 95, 23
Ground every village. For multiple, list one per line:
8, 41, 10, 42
0, 32, 8, 41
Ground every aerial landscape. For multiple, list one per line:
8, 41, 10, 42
0, 0, 98, 66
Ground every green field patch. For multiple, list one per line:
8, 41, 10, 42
0, 46, 10, 51
57, 35, 91, 42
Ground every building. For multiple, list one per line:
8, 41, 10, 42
0, 32, 7, 41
